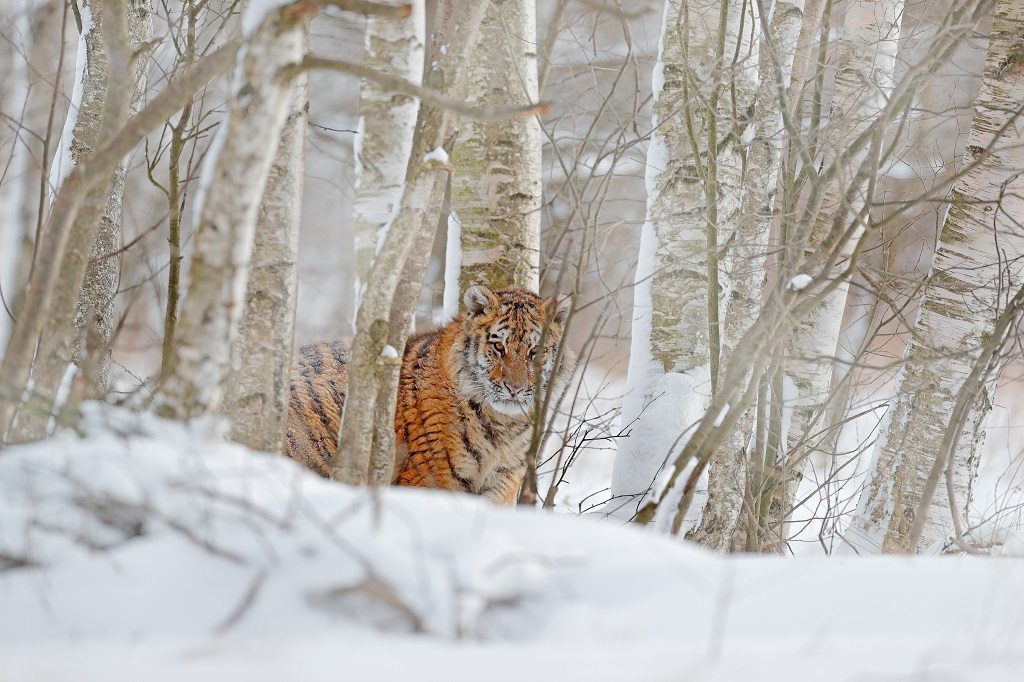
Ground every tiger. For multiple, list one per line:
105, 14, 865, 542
285, 285, 575, 503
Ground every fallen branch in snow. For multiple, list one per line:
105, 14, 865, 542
213, 569, 269, 634
310, 577, 425, 633
0, 550, 37, 571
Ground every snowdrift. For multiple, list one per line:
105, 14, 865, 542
1, 406, 1022, 681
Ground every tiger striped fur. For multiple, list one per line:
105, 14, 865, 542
286, 286, 575, 503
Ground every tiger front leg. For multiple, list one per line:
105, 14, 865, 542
480, 468, 526, 505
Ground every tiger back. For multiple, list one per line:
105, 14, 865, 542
285, 286, 575, 502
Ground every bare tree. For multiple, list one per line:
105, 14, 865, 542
335, 0, 489, 485
611, 0, 757, 528
779, 0, 904, 540
693, 0, 806, 551
156, 4, 312, 420
844, 0, 1024, 553
222, 66, 309, 453
6, 0, 152, 442
0, 0, 66, 351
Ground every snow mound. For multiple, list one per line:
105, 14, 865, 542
788, 273, 813, 291
423, 147, 449, 164
2, 405, 1023, 680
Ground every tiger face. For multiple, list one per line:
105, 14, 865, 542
458, 285, 572, 417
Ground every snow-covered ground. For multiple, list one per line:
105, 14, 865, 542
2, 406, 1023, 680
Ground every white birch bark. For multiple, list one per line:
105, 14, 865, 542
449, 0, 542, 298
7, 0, 150, 441
781, 0, 903, 520
611, 0, 757, 529
691, 1, 805, 550
156, 6, 309, 420
336, 0, 489, 485
223, 68, 308, 453
844, 0, 1024, 553
352, 0, 424, 305
74, 0, 152, 393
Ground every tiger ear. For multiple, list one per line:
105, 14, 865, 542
464, 285, 498, 316
546, 295, 571, 326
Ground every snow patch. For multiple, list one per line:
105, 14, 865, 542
713, 403, 730, 428
3, 406, 1024, 680
423, 147, 449, 164
442, 209, 462, 320
241, 0, 292, 37
788, 273, 813, 291
47, 3, 92, 202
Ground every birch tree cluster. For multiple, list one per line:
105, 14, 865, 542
1, 0, 1023, 557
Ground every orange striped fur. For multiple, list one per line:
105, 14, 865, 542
286, 286, 575, 503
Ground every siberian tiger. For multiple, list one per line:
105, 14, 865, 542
286, 286, 575, 503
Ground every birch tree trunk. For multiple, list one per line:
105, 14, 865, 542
156, 5, 310, 421
7, 0, 150, 442
448, 0, 541, 298
222, 68, 308, 453
74, 0, 152, 394
610, 0, 757, 529
336, 0, 489, 485
779, 0, 903, 535
844, 0, 1024, 553
352, 0, 424, 305
690, 0, 805, 550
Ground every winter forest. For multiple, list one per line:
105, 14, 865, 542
2, 0, 1024, 678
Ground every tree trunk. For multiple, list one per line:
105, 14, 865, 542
352, 0, 424, 306
335, 0, 489, 485
7, 0, 150, 442
156, 6, 310, 421
448, 0, 542, 299
691, 0, 805, 551
610, 0, 757, 530
844, 0, 1024, 554
74, 0, 152, 394
223, 68, 308, 453
778, 0, 903, 541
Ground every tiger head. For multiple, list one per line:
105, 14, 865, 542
458, 285, 574, 417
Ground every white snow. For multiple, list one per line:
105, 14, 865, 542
788, 273, 813, 291
380, 344, 399, 359
2, 405, 1024, 680
45, 361, 79, 434
713, 403, 730, 428
441, 209, 462, 320
423, 147, 449, 164
240, 0, 292, 37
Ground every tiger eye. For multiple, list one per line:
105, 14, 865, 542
492, 342, 505, 355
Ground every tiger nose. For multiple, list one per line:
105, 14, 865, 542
504, 381, 525, 397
